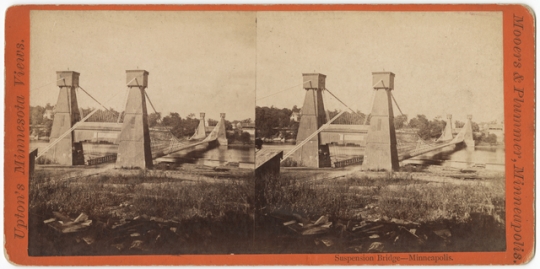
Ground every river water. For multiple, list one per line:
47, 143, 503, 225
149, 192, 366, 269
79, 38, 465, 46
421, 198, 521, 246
156, 143, 255, 167
30, 141, 255, 168
261, 142, 505, 171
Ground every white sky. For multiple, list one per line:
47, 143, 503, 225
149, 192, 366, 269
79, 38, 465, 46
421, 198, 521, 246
30, 11, 504, 123
256, 11, 504, 123
30, 11, 256, 122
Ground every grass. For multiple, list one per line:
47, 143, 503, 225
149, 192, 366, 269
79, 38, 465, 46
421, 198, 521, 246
30, 169, 254, 221
262, 171, 505, 224
378, 178, 505, 223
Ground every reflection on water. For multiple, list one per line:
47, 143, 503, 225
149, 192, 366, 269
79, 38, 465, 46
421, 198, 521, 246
262, 143, 505, 170
159, 143, 255, 165
31, 141, 255, 166
403, 145, 505, 171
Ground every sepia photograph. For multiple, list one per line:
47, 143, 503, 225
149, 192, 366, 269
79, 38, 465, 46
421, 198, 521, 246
28, 10, 256, 255
4, 4, 535, 266
254, 11, 506, 254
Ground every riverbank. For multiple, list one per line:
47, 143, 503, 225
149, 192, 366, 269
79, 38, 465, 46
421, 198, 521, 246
255, 164, 505, 253
29, 164, 254, 255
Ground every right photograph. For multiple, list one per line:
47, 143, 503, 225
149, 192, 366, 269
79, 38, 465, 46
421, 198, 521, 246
254, 11, 505, 254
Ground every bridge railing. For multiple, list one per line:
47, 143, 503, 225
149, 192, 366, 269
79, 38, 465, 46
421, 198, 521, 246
333, 156, 363, 168
87, 154, 117, 166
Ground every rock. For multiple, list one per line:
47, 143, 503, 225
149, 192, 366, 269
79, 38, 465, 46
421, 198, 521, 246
433, 228, 451, 240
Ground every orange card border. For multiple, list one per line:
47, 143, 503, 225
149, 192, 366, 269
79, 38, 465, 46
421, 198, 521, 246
4, 4, 535, 266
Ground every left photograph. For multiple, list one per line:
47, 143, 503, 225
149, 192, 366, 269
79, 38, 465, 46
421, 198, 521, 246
28, 11, 256, 255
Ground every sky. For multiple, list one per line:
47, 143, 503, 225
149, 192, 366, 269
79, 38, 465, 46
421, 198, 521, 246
30, 11, 256, 122
256, 11, 504, 123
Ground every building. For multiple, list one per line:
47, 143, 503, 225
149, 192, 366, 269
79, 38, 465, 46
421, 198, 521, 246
290, 111, 301, 122
483, 122, 504, 144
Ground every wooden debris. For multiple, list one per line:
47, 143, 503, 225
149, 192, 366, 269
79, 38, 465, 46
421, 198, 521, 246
283, 220, 296, 226
82, 236, 95, 245
320, 238, 334, 247
74, 213, 88, 223
314, 215, 329, 225
367, 242, 384, 252
46, 212, 92, 234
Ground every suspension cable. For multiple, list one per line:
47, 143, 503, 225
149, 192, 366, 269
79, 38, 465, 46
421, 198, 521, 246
37, 90, 123, 158
323, 88, 361, 116
38, 76, 142, 159
144, 90, 158, 115
256, 80, 311, 101
31, 77, 66, 92
77, 86, 110, 111
390, 91, 405, 116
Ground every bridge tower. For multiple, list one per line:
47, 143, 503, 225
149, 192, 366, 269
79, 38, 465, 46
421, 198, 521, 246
49, 71, 85, 165
116, 70, 153, 169
190, 112, 207, 140
463, 114, 475, 148
363, 72, 399, 171
293, 73, 329, 168
437, 114, 454, 141
217, 113, 228, 146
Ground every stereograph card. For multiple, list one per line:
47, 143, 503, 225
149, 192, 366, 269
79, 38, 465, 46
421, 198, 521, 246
3, 4, 535, 266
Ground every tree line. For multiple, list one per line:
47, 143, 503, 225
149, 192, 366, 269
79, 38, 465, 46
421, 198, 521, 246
255, 106, 497, 145
30, 105, 252, 143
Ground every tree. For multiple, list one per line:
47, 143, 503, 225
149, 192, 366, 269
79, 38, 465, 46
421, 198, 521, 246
409, 115, 445, 141
147, 112, 161, 128
225, 120, 233, 131
240, 132, 251, 145
208, 118, 218, 126
394, 114, 408, 129
30, 105, 45, 125
255, 106, 294, 138
472, 122, 480, 132
485, 133, 498, 145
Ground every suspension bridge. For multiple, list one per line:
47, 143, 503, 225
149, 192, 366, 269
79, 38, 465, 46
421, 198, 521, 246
269, 72, 475, 171
34, 70, 228, 169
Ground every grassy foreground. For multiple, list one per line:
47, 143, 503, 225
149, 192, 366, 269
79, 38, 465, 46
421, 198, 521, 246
29, 166, 254, 255
255, 166, 505, 253
262, 169, 505, 223
30, 168, 253, 220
